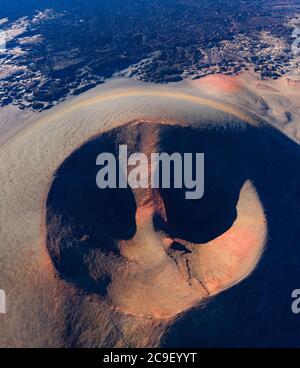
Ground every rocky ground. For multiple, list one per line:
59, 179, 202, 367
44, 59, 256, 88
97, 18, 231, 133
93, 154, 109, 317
0, 0, 300, 111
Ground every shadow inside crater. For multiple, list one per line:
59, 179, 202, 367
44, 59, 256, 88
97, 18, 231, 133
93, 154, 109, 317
153, 123, 248, 243
162, 123, 300, 348
46, 122, 251, 295
46, 129, 138, 293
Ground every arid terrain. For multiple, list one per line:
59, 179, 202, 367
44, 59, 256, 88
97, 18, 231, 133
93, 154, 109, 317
1, 0, 300, 111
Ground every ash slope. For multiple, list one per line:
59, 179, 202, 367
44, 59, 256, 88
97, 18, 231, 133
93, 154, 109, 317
0, 81, 300, 347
